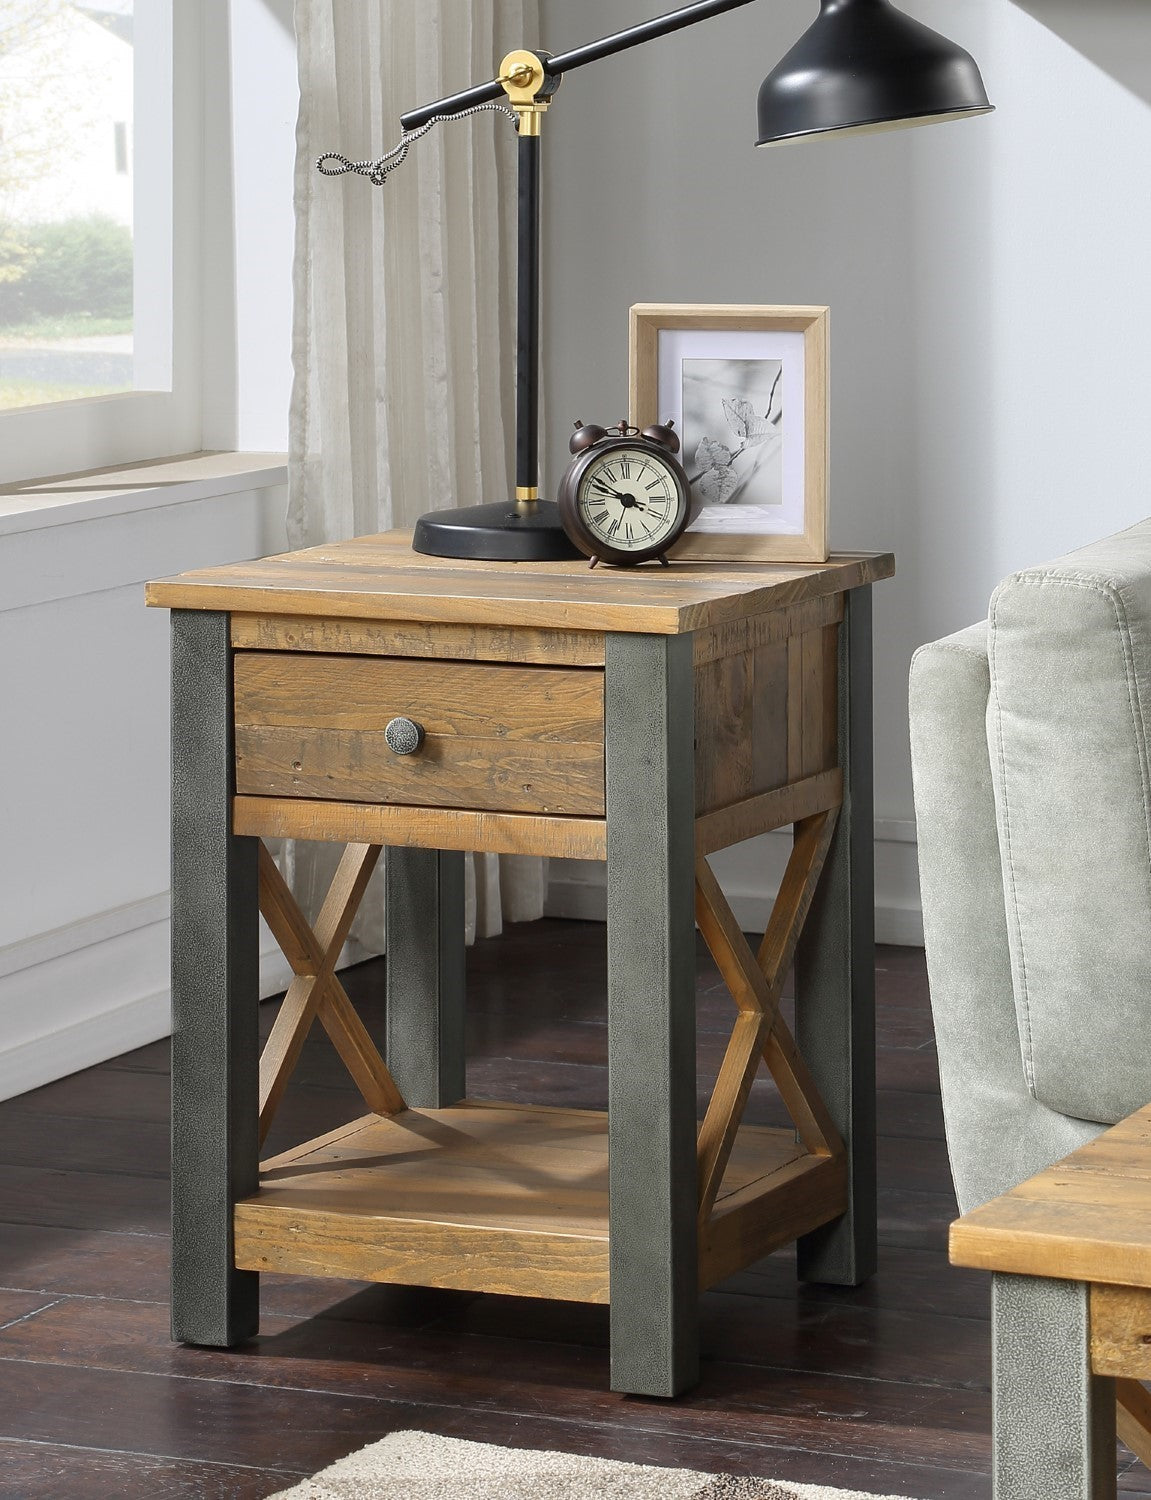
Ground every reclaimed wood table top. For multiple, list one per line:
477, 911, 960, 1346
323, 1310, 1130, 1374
950, 1104, 1151, 1289
146, 530, 895, 635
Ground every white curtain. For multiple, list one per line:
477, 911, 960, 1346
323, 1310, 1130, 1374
288, 0, 546, 948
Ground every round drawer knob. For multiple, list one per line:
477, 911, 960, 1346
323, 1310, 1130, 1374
385, 717, 425, 756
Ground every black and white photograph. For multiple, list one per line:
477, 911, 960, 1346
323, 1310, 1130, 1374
681, 355, 784, 511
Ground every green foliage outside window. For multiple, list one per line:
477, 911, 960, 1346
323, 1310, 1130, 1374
0, 214, 132, 325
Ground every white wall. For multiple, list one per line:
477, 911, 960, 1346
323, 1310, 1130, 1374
540, 0, 1151, 939
231, 0, 297, 452
199, 0, 298, 454
203, 0, 298, 453
0, 462, 290, 1100
1010, 0, 1151, 106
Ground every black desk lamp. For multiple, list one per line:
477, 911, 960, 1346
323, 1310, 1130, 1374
319, 0, 992, 562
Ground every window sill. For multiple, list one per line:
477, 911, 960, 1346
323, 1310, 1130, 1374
0, 450, 289, 538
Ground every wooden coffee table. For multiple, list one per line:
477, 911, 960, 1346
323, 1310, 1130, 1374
148, 531, 892, 1397
951, 1104, 1151, 1498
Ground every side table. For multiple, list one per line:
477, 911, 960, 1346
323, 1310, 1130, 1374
147, 531, 894, 1398
951, 1105, 1151, 1498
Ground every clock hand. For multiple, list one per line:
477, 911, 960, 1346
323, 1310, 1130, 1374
591, 482, 653, 513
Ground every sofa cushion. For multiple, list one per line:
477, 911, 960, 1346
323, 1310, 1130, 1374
987, 518, 1151, 1124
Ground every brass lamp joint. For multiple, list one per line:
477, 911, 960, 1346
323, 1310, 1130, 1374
499, 49, 552, 137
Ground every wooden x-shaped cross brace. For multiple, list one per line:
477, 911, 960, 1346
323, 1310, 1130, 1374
694, 809, 845, 1223
1118, 1380, 1151, 1472
257, 842, 404, 1145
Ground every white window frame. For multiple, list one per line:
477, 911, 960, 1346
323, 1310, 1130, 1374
0, 0, 220, 485
0, 0, 296, 486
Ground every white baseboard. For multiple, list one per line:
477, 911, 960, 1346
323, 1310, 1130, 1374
874, 904, 927, 948
545, 822, 924, 948
0, 894, 298, 1103
0, 986, 174, 1102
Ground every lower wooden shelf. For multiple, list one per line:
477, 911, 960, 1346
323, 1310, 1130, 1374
233, 1099, 847, 1303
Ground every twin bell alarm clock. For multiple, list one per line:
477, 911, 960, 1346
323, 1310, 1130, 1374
556, 418, 697, 568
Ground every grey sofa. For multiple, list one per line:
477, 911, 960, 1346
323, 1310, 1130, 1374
910, 520, 1151, 1213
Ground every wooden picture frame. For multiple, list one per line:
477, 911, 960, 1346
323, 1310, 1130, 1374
630, 304, 829, 564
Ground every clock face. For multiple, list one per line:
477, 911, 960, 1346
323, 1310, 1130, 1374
576, 447, 686, 553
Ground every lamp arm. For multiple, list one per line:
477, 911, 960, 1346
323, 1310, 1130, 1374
400, 0, 761, 132
321, 0, 765, 550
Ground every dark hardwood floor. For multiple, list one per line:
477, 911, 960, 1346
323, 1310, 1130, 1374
0, 919, 1145, 1499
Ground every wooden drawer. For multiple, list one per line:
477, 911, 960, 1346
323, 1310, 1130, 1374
234, 653, 605, 816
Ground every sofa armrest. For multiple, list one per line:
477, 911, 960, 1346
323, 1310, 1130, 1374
988, 519, 1151, 1124
910, 623, 1099, 1211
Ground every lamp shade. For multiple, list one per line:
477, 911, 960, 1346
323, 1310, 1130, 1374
757, 0, 993, 146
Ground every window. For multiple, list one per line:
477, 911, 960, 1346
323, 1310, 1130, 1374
0, 0, 295, 484
0, 2, 159, 410
0, 0, 201, 485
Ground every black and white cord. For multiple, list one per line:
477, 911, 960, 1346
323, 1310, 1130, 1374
316, 101, 518, 187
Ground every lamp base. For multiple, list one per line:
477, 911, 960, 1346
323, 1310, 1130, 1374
411, 499, 582, 562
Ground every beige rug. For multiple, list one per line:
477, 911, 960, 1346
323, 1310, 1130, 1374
269, 1430, 914, 1500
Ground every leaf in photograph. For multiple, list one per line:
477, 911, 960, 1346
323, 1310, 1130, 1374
724, 396, 775, 449
695, 436, 733, 472
698, 463, 740, 505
